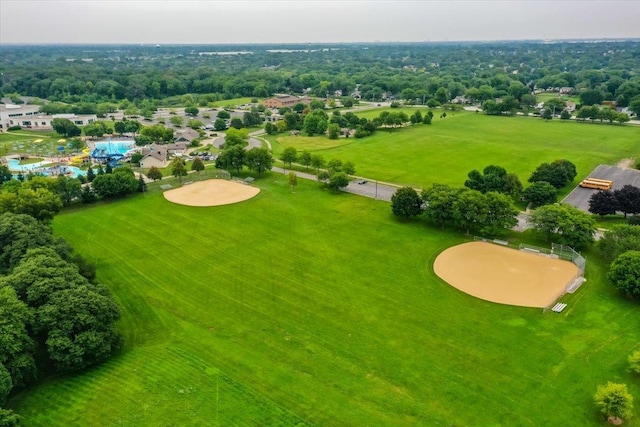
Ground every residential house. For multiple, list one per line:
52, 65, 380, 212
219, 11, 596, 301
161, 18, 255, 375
174, 128, 199, 144
139, 144, 168, 169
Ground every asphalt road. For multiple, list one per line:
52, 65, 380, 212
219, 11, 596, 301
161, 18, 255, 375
563, 165, 640, 212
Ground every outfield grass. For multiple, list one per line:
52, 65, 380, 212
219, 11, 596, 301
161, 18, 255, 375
9, 175, 640, 426
273, 112, 639, 194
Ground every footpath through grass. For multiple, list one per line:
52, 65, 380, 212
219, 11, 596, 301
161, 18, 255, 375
10, 175, 640, 426
273, 111, 639, 192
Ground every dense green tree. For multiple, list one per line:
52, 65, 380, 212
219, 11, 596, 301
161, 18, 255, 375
464, 165, 522, 197
0, 363, 11, 406
184, 106, 199, 116
608, 250, 640, 298
91, 167, 137, 198
0, 166, 12, 187
53, 176, 82, 206
327, 158, 343, 174
593, 382, 634, 422
36, 284, 122, 371
0, 187, 63, 222
230, 117, 244, 129
213, 118, 227, 131
146, 166, 163, 181
522, 181, 557, 208
242, 111, 262, 127
482, 192, 519, 235
528, 159, 577, 189
80, 186, 97, 204
217, 145, 246, 175
0, 286, 35, 389
529, 204, 596, 249
140, 124, 173, 142
51, 118, 81, 138
391, 187, 424, 220
245, 147, 273, 176
422, 183, 460, 228
342, 161, 356, 176
298, 150, 312, 170
599, 225, 640, 261
279, 147, 298, 170
580, 89, 604, 106
453, 189, 488, 234
216, 110, 230, 120
303, 109, 329, 136
588, 190, 619, 216
327, 172, 349, 191
170, 158, 187, 180
614, 185, 640, 218
224, 128, 249, 147
264, 122, 277, 135
170, 116, 183, 127
0, 408, 21, 426
327, 123, 340, 139
191, 156, 205, 174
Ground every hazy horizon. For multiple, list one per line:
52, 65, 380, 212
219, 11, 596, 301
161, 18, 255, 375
1, 0, 640, 45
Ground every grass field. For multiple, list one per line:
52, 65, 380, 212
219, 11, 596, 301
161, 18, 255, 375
0, 130, 63, 156
9, 175, 640, 426
271, 111, 639, 193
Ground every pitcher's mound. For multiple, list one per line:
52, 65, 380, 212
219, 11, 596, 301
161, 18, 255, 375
163, 179, 260, 207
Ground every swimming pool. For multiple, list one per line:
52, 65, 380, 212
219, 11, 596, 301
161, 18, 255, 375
93, 139, 135, 155
7, 159, 87, 178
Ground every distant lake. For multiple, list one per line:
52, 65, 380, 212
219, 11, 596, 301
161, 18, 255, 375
198, 51, 253, 56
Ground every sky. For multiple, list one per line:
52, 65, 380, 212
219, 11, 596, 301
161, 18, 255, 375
1, 0, 639, 44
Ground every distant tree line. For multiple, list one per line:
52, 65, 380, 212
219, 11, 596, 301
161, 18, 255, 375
2, 42, 638, 116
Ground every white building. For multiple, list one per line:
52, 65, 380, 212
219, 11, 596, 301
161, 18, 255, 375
0, 104, 97, 132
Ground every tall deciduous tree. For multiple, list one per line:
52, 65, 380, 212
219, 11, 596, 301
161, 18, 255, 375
327, 172, 349, 192
280, 147, 298, 170
529, 203, 596, 249
608, 250, 640, 298
588, 190, 619, 216
522, 181, 557, 208
599, 225, 640, 262
422, 183, 460, 228
298, 150, 312, 170
614, 185, 640, 218
0, 286, 36, 389
245, 147, 273, 176
146, 166, 163, 181
528, 160, 577, 189
453, 189, 488, 234
171, 158, 187, 180
391, 187, 424, 220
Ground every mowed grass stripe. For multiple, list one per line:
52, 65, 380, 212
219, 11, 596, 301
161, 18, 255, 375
11, 174, 639, 426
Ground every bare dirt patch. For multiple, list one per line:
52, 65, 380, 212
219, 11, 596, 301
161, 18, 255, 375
434, 241, 579, 308
163, 179, 259, 207
616, 158, 635, 169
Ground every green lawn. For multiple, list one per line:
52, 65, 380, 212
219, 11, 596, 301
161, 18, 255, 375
9, 175, 640, 426
0, 130, 71, 157
273, 112, 639, 194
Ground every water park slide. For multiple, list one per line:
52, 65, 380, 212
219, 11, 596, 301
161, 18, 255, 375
70, 148, 91, 165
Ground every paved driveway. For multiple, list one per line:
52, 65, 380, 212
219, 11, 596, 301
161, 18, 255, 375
563, 165, 640, 212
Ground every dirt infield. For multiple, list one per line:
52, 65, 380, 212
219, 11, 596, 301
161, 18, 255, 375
433, 241, 580, 308
163, 179, 260, 207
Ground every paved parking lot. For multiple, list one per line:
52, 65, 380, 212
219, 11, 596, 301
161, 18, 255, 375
562, 165, 640, 212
